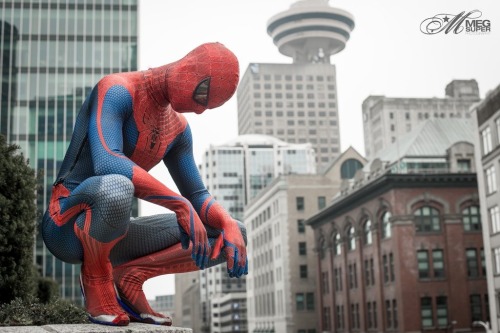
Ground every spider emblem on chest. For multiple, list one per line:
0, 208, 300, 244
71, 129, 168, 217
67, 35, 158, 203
141, 112, 164, 155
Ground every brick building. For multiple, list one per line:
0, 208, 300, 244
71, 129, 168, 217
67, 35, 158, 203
306, 119, 488, 333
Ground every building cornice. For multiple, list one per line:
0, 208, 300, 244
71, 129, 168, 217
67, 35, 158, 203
306, 173, 477, 228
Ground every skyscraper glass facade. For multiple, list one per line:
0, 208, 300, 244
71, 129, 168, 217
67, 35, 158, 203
0, 0, 138, 302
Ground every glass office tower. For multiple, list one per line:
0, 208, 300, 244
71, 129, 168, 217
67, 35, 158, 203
0, 0, 138, 303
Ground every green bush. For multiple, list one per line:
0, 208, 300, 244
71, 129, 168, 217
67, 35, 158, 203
0, 296, 89, 326
37, 276, 60, 304
0, 135, 38, 303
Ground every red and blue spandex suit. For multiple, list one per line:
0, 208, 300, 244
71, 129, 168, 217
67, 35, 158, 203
41, 43, 247, 326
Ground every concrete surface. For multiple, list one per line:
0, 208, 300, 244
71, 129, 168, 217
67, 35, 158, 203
0, 323, 192, 333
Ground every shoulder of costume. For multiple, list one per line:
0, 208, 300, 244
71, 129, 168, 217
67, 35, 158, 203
97, 73, 136, 95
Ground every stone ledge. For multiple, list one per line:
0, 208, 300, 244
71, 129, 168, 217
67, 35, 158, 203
0, 323, 192, 333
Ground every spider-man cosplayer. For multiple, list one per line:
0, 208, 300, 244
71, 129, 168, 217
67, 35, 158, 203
41, 42, 247, 326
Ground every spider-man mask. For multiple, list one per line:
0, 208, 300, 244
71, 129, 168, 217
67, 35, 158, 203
166, 42, 239, 114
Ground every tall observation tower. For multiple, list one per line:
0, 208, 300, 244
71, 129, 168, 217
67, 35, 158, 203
267, 0, 355, 64
237, 0, 355, 171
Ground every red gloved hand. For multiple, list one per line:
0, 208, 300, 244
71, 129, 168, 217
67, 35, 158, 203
178, 207, 210, 270
211, 221, 248, 278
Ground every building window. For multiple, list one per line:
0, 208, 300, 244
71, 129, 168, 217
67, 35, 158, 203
457, 159, 471, 172
347, 226, 356, 250
363, 219, 372, 245
322, 307, 331, 331
381, 211, 392, 239
300, 265, 308, 278
321, 271, 329, 294
470, 294, 483, 322
318, 196, 326, 210
370, 258, 375, 285
296, 197, 305, 211
334, 267, 343, 291
385, 300, 392, 328
372, 301, 378, 328
336, 305, 344, 330
495, 118, 500, 145
432, 249, 445, 278
435, 296, 448, 327
383, 254, 390, 283
340, 159, 363, 179
494, 247, 500, 274
486, 166, 497, 194
466, 248, 479, 277
417, 250, 430, 278
364, 259, 371, 286
490, 206, 500, 233
367, 302, 373, 328
414, 206, 441, 232
299, 242, 307, 255
318, 236, 326, 260
481, 126, 492, 155
421, 297, 433, 328
351, 303, 360, 329
392, 300, 398, 328
481, 248, 486, 276
296, 293, 305, 311
333, 233, 342, 255
349, 263, 357, 289
306, 292, 315, 310
463, 205, 481, 231
297, 219, 305, 233
389, 253, 395, 281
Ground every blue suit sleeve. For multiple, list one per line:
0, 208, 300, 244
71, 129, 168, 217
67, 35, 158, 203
164, 124, 211, 213
87, 84, 136, 179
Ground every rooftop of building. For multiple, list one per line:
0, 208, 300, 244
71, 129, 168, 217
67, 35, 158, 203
362, 79, 480, 108
219, 134, 312, 149
331, 118, 477, 203
367, 118, 474, 169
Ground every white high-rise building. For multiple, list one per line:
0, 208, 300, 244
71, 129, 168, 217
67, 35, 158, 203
237, 0, 355, 171
471, 83, 500, 333
198, 134, 316, 331
200, 134, 316, 221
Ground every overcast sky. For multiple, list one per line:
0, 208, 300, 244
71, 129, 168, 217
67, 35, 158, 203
137, 0, 500, 299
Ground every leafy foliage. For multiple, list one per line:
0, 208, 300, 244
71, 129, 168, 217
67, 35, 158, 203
0, 296, 89, 326
36, 276, 60, 304
0, 136, 89, 325
0, 135, 38, 303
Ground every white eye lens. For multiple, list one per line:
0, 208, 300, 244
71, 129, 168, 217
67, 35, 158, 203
193, 77, 210, 106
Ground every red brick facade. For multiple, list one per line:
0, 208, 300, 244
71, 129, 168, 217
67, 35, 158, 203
308, 174, 487, 333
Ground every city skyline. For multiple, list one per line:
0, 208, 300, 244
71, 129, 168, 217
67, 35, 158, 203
139, 0, 500, 299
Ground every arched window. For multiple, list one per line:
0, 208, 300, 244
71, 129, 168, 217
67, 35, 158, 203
363, 219, 372, 245
462, 205, 481, 231
381, 211, 392, 239
340, 159, 364, 179
347, 225, 356, 251
414, 206, 441, 232
333, 232, 342, 256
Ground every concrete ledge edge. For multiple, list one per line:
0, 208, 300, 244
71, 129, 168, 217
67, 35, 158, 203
0, 323, 192, 333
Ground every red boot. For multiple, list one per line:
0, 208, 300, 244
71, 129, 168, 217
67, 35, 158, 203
75, 226, 129, 326
113, 243, 199, 325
